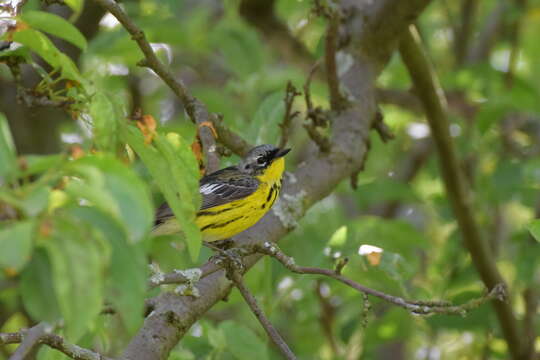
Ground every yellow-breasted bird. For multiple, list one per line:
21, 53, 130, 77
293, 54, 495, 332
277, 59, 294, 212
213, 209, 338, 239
153, 144, 291, 241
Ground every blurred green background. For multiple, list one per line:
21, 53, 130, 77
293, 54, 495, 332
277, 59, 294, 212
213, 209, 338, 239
1, 0, 539, 359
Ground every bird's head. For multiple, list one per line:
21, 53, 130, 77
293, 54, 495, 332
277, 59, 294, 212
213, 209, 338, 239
238, 144, 291, 178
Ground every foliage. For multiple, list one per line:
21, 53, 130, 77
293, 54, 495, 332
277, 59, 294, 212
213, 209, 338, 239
0, 0, 539, 359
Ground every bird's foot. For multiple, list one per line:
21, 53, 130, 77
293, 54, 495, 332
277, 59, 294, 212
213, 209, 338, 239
209, 247, 249, 272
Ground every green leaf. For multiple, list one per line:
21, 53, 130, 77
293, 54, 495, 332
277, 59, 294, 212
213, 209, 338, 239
0, 112, 18, 183
0, 220, 35, 273
63, 0, 84, 16
356, 178, 419, 206
12, 28, 62, 68
527, 220, 540, 242
58, 52, 84, 83
210, 24, 265, 79
66, 155, 154, 243
248, 91, 284, 145
20, 186, 51, 217
89, 92, 118, 151
207, 323, 226, 350
20, 249, 61, 322
43, 213, 109, 341
20, 154, 64, 176
328, 225, 347, 247
11, 28, 83, 82
221, 321, 268, 360
122, 125, 202, 260
70, 206, 146, 334
20, 11, 87, 50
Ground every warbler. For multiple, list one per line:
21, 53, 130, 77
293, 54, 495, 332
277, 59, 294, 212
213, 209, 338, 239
153, 144, 291, 241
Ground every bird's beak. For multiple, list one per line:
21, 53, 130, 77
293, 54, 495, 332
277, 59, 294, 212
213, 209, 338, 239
274, 148, 291, 158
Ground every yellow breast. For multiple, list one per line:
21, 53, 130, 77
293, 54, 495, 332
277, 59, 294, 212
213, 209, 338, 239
196, 157, 285, 242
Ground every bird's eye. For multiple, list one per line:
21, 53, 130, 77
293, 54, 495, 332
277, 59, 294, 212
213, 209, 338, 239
257, 157, 266, 164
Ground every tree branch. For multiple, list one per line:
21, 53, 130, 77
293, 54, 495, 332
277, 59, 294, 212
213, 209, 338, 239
325, 11, 345, 111
92, 0, 219, 171
228, 269, 296, 360
466, 0, 509, 64
278, 81, 301, 149
256, 242, 504, 316
210, 115, 253, 157
454, 0, 479, 65
9, 322, 50, 360
399, 25, 526, 359
120, 1, 432, 359
303, 62, 330, 152
1, 328, 110, 360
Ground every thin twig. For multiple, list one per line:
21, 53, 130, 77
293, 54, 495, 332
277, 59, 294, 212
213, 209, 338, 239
504, 0, 528, 88
279, 81, 301, 149
9, 322, 50, 360
372, 110, 394, 143
1, 329, 110, 360
399, 25, 525, 359
314, 280, 341, 357
92, 0, 220, 170
256, 242, 505, 316
303, 62, 330, 152
228, 269, 296, 360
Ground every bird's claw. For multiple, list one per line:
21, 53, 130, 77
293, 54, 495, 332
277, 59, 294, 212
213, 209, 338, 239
210, 247, 249, 272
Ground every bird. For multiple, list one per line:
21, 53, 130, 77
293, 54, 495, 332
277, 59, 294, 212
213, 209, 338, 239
153, 144, 291, 242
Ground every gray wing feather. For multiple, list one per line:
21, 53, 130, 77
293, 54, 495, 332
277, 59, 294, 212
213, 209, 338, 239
154, 167, 259, 226
199, 176, 259, 210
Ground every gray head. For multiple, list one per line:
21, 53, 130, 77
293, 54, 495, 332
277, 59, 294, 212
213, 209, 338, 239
238, 144, 291, 175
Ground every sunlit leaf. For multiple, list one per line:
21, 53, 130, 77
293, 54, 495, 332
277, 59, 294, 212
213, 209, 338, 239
122, 125, 201, 260
527, 220, 540, 242
20, 11, 87, 50
64, 0, 84, 17
12, 28, 62, 68
328, 225, 347, 247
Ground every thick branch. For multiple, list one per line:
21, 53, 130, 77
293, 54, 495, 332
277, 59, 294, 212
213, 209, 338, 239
210, 115, 253, 157
121, 2, 432, 359
325, 12, 345, 110
399, 25, 526, 359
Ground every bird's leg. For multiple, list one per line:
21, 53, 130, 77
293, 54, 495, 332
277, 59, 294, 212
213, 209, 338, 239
203, 238, 234, 251
206, 239, 249, 271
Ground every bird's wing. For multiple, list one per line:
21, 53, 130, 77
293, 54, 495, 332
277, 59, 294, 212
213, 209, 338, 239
154, 167, 259, 225
199, 167, 259, 210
